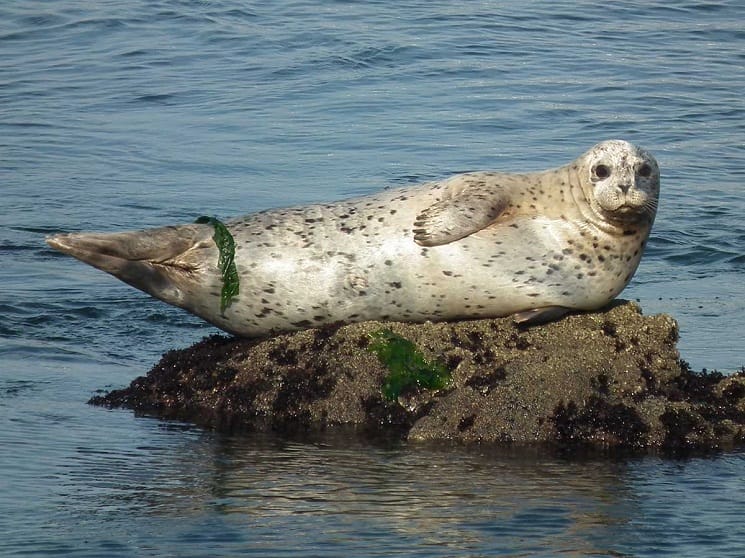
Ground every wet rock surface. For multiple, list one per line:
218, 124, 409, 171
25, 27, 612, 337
91, 301, 745, 450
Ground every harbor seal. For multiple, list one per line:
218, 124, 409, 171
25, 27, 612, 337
46, 139, 659, 336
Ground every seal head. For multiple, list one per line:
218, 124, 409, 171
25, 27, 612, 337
576, 139, 659, 229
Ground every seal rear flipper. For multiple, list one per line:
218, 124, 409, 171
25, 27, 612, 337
46, 225, 213, 308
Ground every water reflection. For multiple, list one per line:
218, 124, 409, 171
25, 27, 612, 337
59, 426, 645, 556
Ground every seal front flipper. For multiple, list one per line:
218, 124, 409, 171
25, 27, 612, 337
413, 175, 510, 246
513, 306, 571, 325
45, 225, 215, 308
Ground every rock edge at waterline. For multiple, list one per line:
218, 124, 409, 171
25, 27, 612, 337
91, 301, 745, 451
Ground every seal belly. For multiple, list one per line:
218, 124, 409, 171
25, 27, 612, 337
410, 215, 630, 320
225, 197, 426, 334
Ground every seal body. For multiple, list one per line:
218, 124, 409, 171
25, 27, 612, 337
46, 139, 659, 336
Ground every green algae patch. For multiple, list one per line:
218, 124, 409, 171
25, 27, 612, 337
195, 216, 239, 313
368, 329, 452, 401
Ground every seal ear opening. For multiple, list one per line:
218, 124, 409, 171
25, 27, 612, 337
46, 225, 209, 307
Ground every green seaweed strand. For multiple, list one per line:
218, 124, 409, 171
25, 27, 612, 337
195, 216, 240, 313
368, 329, 452, 401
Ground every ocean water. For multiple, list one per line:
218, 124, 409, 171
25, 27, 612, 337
2, 1, 745, 556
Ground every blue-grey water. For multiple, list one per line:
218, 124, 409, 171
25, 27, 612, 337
2, 1, 745, 556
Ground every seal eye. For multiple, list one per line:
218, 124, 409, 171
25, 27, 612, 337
594, 164, 610, 180
638, 163, 652, 178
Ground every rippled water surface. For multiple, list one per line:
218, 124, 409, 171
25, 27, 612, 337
2, 1, 745, 556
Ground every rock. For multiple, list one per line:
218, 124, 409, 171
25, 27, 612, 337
90, 300, 745, 450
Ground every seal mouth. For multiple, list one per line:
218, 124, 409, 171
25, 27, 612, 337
606, 204, 643, 221
593, 200, 651, 227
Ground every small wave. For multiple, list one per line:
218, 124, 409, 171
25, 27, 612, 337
2, 121, 56, 129
0, 379, 46, 400
0, 243, 39, 253
664, 246, 740, 266
118, 48, 149, 58
132, 93, 178, 105
11, 225, 63, 235
333, 45, 417, 70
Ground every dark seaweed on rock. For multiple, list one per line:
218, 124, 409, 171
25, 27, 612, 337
195, 216, 239, 313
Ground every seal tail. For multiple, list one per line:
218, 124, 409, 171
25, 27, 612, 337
45, 225, 213, 308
